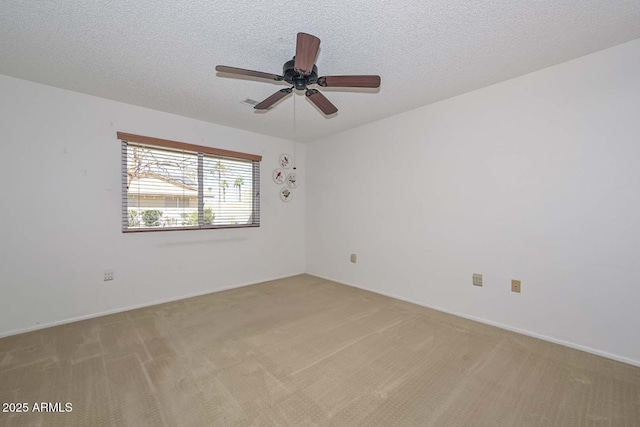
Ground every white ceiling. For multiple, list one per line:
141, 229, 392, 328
1, 1, 639, 142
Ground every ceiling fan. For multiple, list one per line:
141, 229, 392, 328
215, 33, 381, 116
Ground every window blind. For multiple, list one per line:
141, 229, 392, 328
119, 133, 260, 232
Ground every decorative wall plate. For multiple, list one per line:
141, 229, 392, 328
280, 187, 292, 202
286, 173, 298, 188
273, 168, 285, 184
280, 153, 292, 169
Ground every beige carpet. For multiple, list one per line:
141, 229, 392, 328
1, 274, 639, 426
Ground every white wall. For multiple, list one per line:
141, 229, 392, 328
0, 75, 305, 336
306, 39, 640, 365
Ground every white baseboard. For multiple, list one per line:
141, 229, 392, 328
307, 272, 640, 368
0, 271, 305, 339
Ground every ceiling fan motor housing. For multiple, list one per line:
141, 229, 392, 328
283, 58, 318, 90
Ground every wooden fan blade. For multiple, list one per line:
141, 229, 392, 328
215, 65, 283, 81
317, 75, 381, 88
254, 88, 293, 110
294, 33, 320, 76
305, 89, 338, 115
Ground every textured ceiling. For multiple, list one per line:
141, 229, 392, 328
1, 1, 639, 142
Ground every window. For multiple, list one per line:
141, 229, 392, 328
118, 132, 261, 232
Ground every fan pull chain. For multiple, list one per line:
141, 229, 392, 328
293, 92, 297, 169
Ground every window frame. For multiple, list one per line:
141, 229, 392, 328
118, 132, 261, 233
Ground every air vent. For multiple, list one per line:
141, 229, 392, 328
241, 98, 259, 106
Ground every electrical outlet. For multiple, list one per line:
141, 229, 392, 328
104, 270, 114, 281
472, 273, 483, 287
511, 279, 521, 293
350, 254, 357, 263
